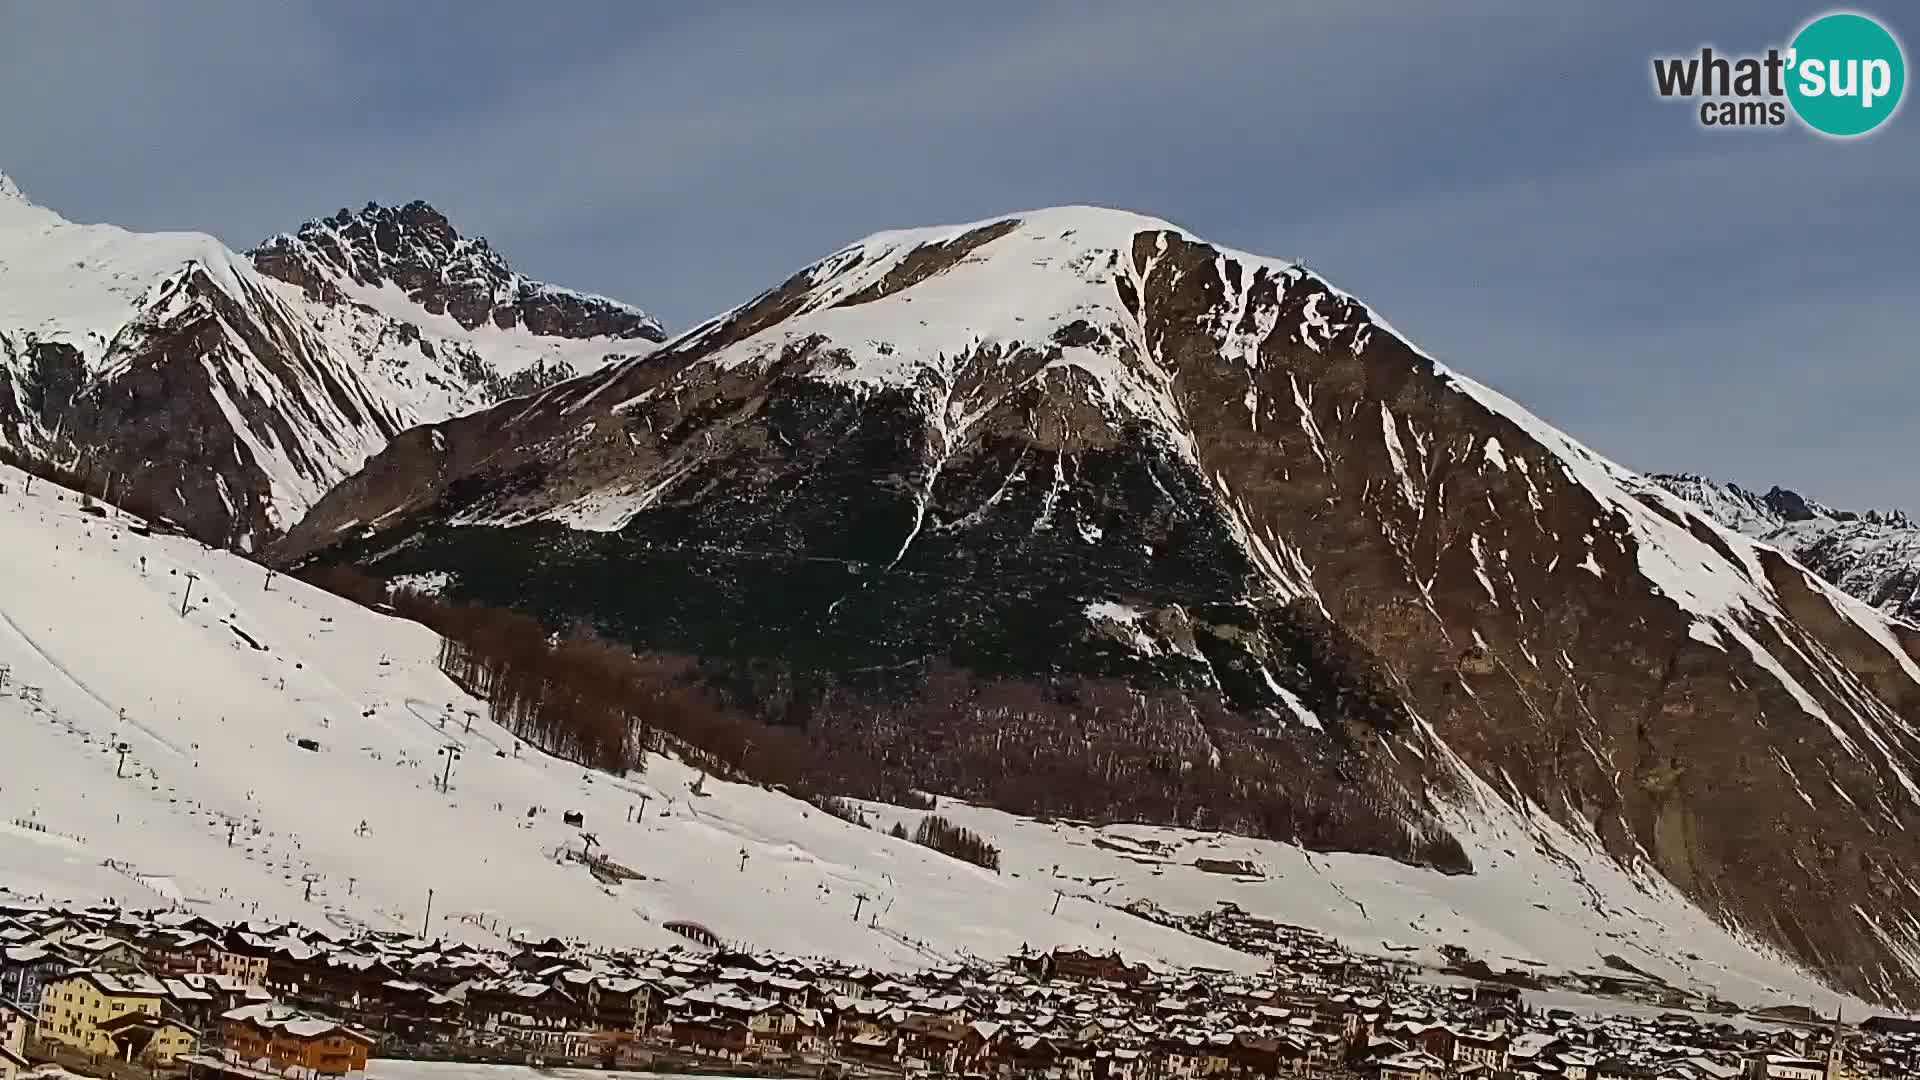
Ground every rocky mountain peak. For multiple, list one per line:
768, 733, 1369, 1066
305, 199, 504, 293
251, 200, 665, 342
283, 206, 1920, 1002
1761, 485, 1828, 523
0, 171, 27, 203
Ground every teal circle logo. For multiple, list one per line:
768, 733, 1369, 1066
1787, 12, 1906, 137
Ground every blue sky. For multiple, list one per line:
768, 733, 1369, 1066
3, 2, 1914, 508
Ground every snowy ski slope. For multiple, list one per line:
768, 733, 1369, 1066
0, 461, 1857, 1008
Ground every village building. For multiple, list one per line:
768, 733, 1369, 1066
1, 999, 33, 1080
584, 973, 654, 1033
1373, 1048, 1451, 1080
139, 930, 222, 975
216, 1003, 376, 1078
1453, 1028, 1511, 1072
96, 1012, 199, 1066
36, 970, 170, 1057
56, 933, 144, 972
0, 946, 66, 1011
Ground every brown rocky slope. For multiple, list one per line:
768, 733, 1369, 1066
277, 207, 1920, 1003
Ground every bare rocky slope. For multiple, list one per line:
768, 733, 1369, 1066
277, 207, 1920, 1003
0, 173, 662, 547
1656, 473, 1920, 624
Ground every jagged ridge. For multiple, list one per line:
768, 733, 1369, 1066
251, 200, 665, 342
1656, 473, 1920, 622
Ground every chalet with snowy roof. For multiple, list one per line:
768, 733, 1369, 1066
1001, 1033, 1068, 1076
0, 944, 67, 1010
1380, 1019, 1457, 1062
1368, 1048, 1448, 1080
151, 913, 224, 937
1559, 1048, 1603, 1080
1039, 948, 1151, 986
584, 973, 656, 1033
663, 989, 821, 1062
356, 977, 461, 1039
1740, 1053, 1831, 1080
216, 950, 266, 988
55, 932, 142, 971
465, 976, 588, 1051
10, 917, 80, 949
311, 951, 406, 1005
139, 929, 222, 975
815, 966, 881, 997
214, 932, 274, 986
897, 1013, 972, 1073
217, 1003, 375, 1078
1453, 1028, 1511, 1071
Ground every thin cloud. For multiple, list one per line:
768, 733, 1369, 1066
0, 2, 1913, 508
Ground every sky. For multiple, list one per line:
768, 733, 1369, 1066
1, 2, 1914, 509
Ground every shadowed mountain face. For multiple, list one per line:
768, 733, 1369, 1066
279, 207, 1920, 1003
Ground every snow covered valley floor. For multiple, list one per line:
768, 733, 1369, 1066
0, 463, 1859, 1012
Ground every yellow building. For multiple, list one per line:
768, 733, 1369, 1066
2, 998, 33, 1080
36, 971, 170, 1056
97, 1014, 198, 1066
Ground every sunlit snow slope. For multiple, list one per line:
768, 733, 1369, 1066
0, 461, 1864, 1009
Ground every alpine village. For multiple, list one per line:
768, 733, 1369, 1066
0, 899, 1912, 1080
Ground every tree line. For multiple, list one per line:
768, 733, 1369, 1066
296, 565, 1468, 872
910, 814, 1001, 872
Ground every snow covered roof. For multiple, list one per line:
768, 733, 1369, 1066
64, 970, 168, 997
220, 1003, 372, 1043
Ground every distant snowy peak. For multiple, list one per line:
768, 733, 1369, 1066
252, 200, 666, 343
0, 177, 669, 546
1654, 472, 1913, 534
1655, 472, 1920, 621
0, 171, 27, 202
1647, 474, 1791, 535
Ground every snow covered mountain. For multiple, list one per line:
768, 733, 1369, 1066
0, 460, 1874, 1009
279, 207, 1920, 1004
0, 172, 662, 548
1655, 473, 1920, 623
251, 200, 664, 404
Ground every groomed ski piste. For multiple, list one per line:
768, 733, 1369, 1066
0, 461, 1860, 1011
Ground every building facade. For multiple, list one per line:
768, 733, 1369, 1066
1, 999, 33, 1080
36, 971, 168, 1057
0, 947, 66, 1010
220, 1005, 374, 1079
